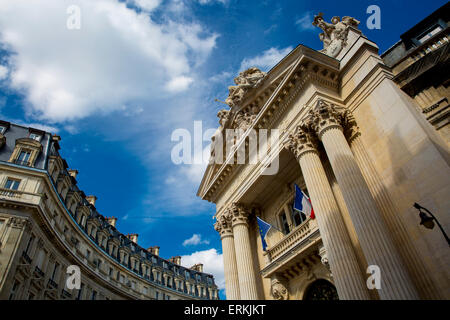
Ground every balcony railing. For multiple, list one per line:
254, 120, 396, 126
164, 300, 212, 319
266, 218, 318, 263
14, 159, 31, 167
0, 188, 22, 199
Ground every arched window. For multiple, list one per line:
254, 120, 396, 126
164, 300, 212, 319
304, 279, 339, 300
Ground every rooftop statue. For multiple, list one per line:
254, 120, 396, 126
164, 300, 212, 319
312, 12, 360, 58
225, 67, 266, 108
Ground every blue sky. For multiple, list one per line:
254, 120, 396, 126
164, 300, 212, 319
0, 0, 446, 299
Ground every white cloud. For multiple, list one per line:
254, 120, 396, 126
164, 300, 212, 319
0, 65, 8, 80
130, 0, 162, 11
183, 233, 210, 246
197, 0, 228, 5
181, 248, 225, 290
295, 11, 315, 31
240, 46, 293, 72
165, 76, 194, 93
0, 0, 218, 122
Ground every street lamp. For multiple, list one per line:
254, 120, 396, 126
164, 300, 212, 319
413, 203, 450, 246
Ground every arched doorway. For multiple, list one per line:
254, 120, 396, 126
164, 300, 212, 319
303, 279, 339, 300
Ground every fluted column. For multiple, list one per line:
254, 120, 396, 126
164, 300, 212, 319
214, 211, 240, 300
308, 99, 418, 299
349, 132, 441, 299
286, 127, 370, 300
230, 203, 259, 300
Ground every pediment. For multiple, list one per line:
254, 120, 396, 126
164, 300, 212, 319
198, 45, 340, 203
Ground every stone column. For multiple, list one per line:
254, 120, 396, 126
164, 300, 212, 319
307, 99, 418, 299
230, 203, 259, 300
349, 131, 441, 299
286, 127, 370, 300
214, 211, 241, 300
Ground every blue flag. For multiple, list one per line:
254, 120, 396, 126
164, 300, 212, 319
256, 216, 274, 251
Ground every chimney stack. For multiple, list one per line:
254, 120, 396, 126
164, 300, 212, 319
147, 246, 160, 256
190, 263, 203, 273
105, 216, 117, 227
68, 169, 78, 179
126, 233, 139, 244
86, 195, 97, 207
169, 256, 181, 265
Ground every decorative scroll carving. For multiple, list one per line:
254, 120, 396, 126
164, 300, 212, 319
229, 203, 250, 227
225, 68, 266, 108
306, 99, 358, 140
313, 13, 360, 58
306, 99, 346, 138
214, 210, 233, 237
285, 125, 319, 160
271, 277, 289, 300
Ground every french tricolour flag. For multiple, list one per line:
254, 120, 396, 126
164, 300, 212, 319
293, 184, 315, 219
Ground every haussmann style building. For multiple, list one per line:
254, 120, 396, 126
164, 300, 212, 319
197, 6, 450, 300
0, 121, 219, 300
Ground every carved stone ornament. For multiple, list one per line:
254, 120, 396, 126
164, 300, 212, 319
214, 211, 233, 237
285, 125, 319, 160
306, 99, 346, 138
210, 109, 230, 161
312, 12, 360, 58
229, 202, 250, 227
271, 278, 289, 300
225, 68, 266, 108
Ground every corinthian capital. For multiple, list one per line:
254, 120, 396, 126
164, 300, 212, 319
285, 125, 319, 160
307, 99, 346, 138
229, 202, 250, 227
214, 211, 233, 238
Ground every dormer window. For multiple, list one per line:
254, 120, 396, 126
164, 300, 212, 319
29, 132, 42, 141
0, 125, 6, 134
16, 150, 31, 166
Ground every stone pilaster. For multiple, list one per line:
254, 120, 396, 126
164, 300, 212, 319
286, 126, 370, 300
307, 99, 419, 299
229, 203, 259, 300
214, 211, 240, 300
349, 131, 441, 299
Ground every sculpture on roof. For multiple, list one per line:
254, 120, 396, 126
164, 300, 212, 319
313, 12, 360, 58
225, 67, 266, 108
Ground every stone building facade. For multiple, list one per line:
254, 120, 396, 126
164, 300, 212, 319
382, 2, 449, 145
0, 122, 218, 300
198, 10, 450, 300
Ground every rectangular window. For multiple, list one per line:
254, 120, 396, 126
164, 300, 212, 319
77, 284, 84, 300
91, 290, 97, 300
280, 212, 290, 234
5, 178, 20, 191
155, 291, 159, 300
17, 150, 31, 164
52, 262, 59, 280
109, 267, 113, 277
9, 280, 20, 300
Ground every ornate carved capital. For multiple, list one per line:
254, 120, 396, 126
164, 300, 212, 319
307, 99, 346, 139
214, 211, 233, 238
270, 276, 289, 300
341, 109, 360, 144
285, 125, 319, 160
229, 202, 250, 227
